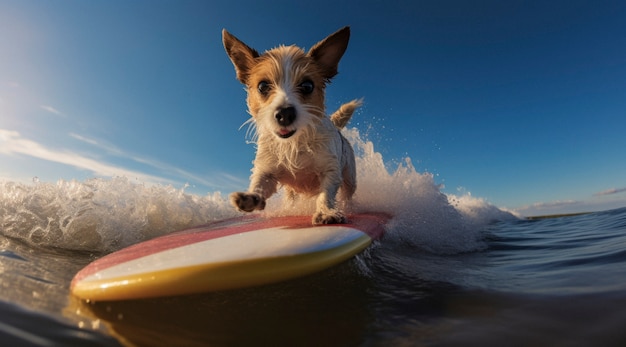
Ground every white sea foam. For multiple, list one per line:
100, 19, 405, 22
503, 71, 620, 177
344, 128, 516, 253
0, 128, 515, 254
0, 178, 237, 253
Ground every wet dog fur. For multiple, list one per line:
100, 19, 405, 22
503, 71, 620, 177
223, 26, 360, 224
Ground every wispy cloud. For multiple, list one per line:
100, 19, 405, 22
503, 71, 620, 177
69, 133, 99, 146
1, 128, 246, 192
526, 200, 581, 209
69, 132, 247, 190
513, 199, 582, 216
513, 196, 626, 217
40, 105, 65, 117
1, 129, 168, 184
594, 187, 626, 197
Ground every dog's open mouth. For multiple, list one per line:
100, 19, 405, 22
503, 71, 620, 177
277, 128, 296, 139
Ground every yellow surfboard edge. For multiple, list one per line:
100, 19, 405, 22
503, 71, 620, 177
72, 233, 372, 301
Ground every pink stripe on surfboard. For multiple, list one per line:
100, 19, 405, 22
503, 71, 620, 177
72, 213, 389, 283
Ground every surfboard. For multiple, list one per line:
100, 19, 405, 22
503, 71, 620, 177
71, 213, 389, 301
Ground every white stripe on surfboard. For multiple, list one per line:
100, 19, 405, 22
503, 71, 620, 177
80, 225, 368, 283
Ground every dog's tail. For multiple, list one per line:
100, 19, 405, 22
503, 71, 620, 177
330, 99, 362, 129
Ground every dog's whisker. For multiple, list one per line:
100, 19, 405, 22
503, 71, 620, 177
239, 117, 258, 144
302, 104, 325, 118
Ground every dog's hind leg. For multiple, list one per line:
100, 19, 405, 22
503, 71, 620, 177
340, 163, 356, 202
284, 187, 298, 201
313, 168, 346, 224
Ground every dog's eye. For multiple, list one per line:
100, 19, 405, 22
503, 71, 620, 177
257, 81, 271, 96
299, 80, 314, 95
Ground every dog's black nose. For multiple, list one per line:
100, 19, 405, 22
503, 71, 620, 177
275, 107, 296, 126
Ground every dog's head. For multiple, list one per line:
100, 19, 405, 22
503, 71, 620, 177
223, 27, 350, 140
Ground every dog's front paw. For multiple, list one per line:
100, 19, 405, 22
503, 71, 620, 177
230, 192, 266, 212
313, 210, 346, 225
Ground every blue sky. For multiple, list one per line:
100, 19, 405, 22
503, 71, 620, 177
1, 0, 625, 216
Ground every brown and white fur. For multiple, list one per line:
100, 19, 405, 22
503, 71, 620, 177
223, 26, 361, 224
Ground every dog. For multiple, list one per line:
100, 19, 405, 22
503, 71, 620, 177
222, 26, 361, 224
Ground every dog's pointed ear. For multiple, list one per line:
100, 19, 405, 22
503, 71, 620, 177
308, 26, 351, 80
222, 29, 260, 84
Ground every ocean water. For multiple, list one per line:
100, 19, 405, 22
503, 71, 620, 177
1, 129, 626, 346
